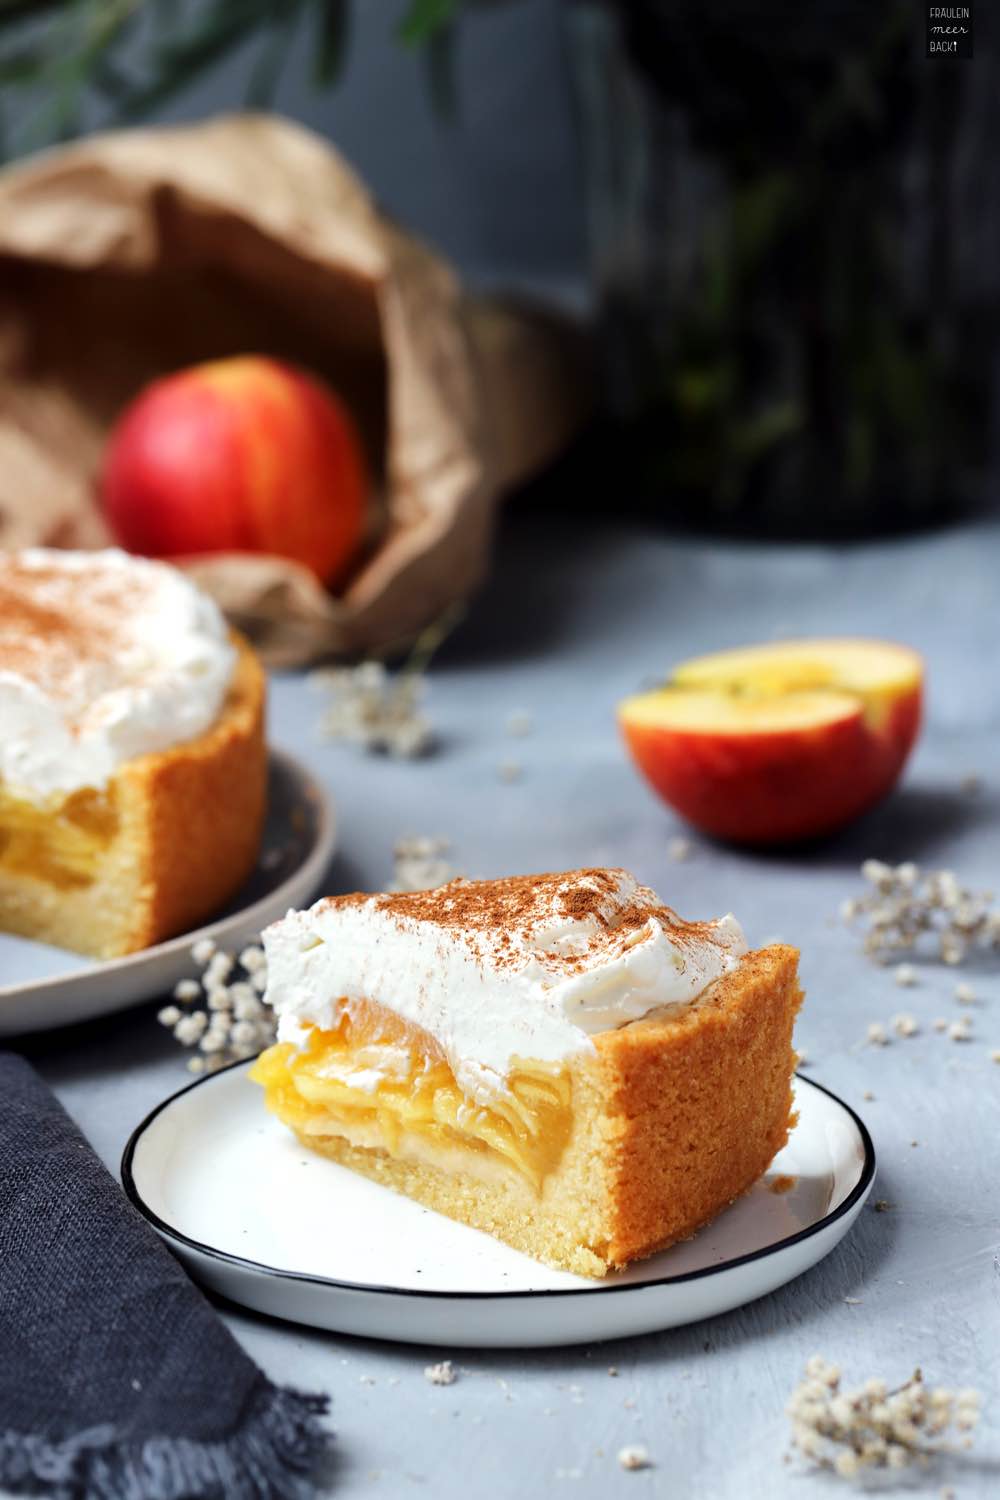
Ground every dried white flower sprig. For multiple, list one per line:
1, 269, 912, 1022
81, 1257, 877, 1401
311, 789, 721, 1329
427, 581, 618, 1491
843, 861, 1000, 966
309, 660, 433, 758
158, 938, 275, 1074
308, 607, 462, 759
388, 836, 459, 893
787, 1357, 981, 1479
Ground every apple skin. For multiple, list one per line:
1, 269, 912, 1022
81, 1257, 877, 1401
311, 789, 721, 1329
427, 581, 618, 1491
101, 357, 367, 584
619, 687, 922, 844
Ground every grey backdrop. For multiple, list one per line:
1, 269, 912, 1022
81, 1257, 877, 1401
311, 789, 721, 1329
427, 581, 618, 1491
88, 0, 588, 293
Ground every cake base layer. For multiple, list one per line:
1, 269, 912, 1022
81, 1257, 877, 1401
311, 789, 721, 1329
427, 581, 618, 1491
256, 944, 803, 1277
0, 634, 266, 959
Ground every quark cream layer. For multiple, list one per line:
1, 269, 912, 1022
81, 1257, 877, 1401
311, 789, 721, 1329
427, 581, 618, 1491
264, 868, 748, 1102
0, 548, 236, 799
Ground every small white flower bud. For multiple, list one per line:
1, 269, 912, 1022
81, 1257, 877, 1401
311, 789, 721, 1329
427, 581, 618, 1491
173, 1014, 207, 1045
205, 951, 234, 984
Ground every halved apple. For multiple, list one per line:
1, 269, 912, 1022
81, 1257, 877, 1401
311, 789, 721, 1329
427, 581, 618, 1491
619, 638, 923, 843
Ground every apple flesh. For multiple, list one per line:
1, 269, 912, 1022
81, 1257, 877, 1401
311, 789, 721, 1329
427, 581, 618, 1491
101, 356, 368, 584
619, 638, 923, 843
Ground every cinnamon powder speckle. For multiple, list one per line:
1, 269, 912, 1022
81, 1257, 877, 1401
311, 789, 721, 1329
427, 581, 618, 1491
314, 869, 730, 977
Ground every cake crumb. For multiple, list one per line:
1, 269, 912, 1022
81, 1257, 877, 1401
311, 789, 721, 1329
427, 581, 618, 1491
668, 836, 691, 862
990, 1050, 1000, 1064
948, 1018, 972, 1042
844, 1297, 862, 1305
867, 1022, 889, 1046
955, 982, 977, 1005
769, 1175, 797, 1195
862, 1090, 875, 1100
618, 1445, 652, 1471
873, 1199, 892, 1212
607, 1366, 619, 1377
892, 1012, 919, 1038
894, 963, 918, 987
424, 1361, 456, 1386
933, 1017, 949, 1032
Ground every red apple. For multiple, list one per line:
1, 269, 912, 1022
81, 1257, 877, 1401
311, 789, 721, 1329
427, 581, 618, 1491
619, 638, 923, 844
101, 356, 368, 584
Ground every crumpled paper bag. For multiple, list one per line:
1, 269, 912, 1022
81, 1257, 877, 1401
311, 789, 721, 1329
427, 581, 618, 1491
0, 114, 588, 664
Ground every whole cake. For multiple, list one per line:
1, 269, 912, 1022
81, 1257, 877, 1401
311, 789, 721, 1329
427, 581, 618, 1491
251, 868, 803, 1276
0, 548, 266, 959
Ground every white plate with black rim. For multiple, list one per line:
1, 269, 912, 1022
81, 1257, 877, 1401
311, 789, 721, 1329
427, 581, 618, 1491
0, 750, 336, 1035
122, 1066, 875, 1348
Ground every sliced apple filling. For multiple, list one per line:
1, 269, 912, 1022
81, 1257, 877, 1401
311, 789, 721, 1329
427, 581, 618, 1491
0, 785, 120, 890
251, 1009, 574, 1192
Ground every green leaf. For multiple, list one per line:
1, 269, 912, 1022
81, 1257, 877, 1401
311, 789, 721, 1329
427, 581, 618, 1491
312, 0, 348, 87
117, 0, 276, 117
396, 0, 458, 48
246, 0, 303, 106
423, 20, 456, 117
0, 43, 49, 82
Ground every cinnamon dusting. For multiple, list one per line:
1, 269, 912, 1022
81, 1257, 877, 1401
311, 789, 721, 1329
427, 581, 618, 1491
316, 868, 727, 975
0, 555, 153, 700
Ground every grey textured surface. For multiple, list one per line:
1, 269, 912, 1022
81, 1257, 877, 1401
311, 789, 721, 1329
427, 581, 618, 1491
20, 512, 1000, 1498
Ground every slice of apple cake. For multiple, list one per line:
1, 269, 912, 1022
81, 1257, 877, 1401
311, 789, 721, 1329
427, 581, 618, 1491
251, 868, 803, 1277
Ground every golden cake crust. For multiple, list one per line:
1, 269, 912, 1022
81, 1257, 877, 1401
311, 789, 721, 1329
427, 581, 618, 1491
592, 943, 803, 1267
117, 632, 267, 952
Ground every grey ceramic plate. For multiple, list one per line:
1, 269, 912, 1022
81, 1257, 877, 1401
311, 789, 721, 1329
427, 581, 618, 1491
0, 750, 336, 1035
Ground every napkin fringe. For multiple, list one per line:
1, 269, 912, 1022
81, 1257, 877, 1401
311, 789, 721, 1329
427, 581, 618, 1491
0, 1383, 332, 1500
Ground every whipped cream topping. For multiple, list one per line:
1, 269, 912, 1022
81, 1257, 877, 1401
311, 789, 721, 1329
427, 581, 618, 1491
0, 548, 236, 799
265, 868, 749, 1102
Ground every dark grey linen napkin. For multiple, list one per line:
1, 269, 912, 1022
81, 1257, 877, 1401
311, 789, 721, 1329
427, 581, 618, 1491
0, 1051, 332, 1499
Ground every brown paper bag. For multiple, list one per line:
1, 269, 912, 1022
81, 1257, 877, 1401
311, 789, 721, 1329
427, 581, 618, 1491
0, 114, 589, 664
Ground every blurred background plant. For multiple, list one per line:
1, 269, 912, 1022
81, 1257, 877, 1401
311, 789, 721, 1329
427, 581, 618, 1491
567, 0, 999, 534
0, 0, 461, 154
2, 0, 997, 537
